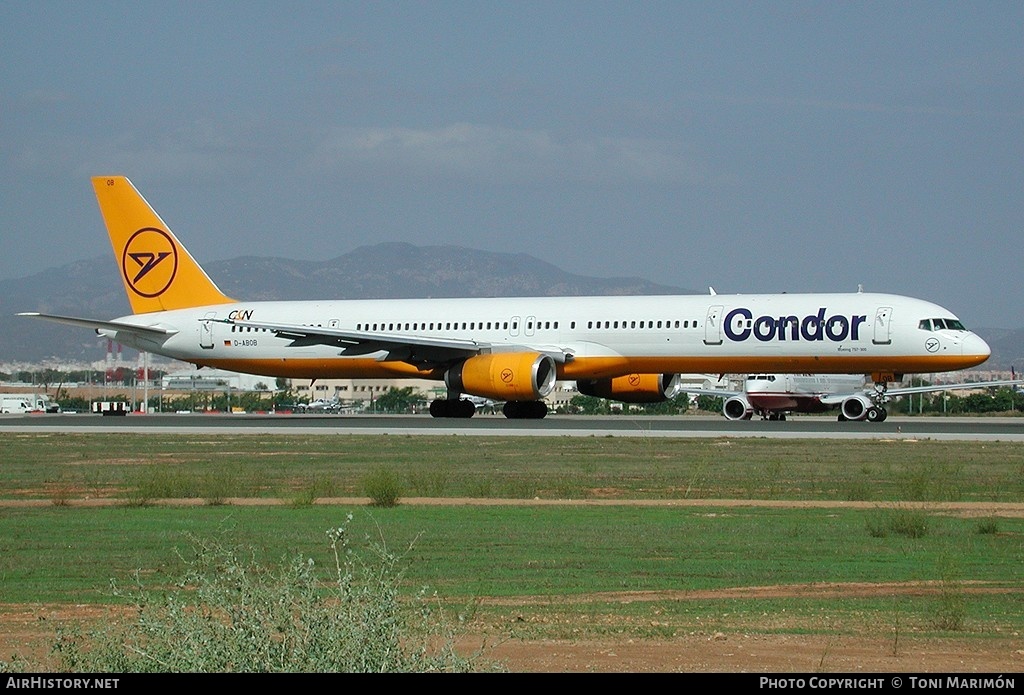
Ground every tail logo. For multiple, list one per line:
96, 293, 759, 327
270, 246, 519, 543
122, 227, 178, 298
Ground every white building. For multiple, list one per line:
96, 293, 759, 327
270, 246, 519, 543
162, 368, 273, 392
292, 377, 440, 406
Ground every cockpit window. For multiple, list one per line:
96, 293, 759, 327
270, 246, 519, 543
919, 318, 967, 332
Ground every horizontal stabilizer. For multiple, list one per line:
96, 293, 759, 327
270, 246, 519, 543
17, 312, 178, 337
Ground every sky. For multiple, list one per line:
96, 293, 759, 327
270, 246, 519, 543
2, 1, 1021, 328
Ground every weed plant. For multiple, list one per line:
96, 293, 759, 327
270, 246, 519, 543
865, 506, 931, 538
363, 468, 402, 507
50, 516, 497, 673
975, 518, 999, 535
932, 554, 967, 632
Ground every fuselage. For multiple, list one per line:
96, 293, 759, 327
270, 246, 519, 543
104, 291, 990, 383
743, 373, 869, 412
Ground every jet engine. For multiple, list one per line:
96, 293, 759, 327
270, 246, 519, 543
839, 394, 872, 421
576, 373, 682, 403
445, 352, 556, 401
722, 395, 754, 420
839, 394, 887, 422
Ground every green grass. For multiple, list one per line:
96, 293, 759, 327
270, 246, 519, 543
1, 504, 1021, 640
2, 433, 1024, 503
0, 432, 1022, 656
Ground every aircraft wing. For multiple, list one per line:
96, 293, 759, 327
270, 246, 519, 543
225, 318, 574, 366
818, 393, 855, 406
882, 379, 1024, 397
675, 385, 740, 399
761, 379, 1024, 407
17, 312, 178, 337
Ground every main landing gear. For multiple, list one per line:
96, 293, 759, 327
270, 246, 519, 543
428, 399, 476, 418
428, 397, 548, 419
866, 379, 890, 422
865, 406, 887, 422
501, 401, 548, 419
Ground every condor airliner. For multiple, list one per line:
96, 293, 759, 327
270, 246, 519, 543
19, 176, 992, 419
686, 373, 1021, 423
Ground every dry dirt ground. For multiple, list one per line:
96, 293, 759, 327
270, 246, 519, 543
4, 497, 1023, 673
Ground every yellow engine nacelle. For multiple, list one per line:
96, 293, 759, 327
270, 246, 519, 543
445, 352, 557, 401
576, 373, 682, 403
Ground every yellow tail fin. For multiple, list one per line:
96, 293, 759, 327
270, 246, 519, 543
92, 176, 234, 313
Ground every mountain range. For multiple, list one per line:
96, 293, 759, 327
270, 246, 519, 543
3, 242, 1021, 371
1, 243, 686, 363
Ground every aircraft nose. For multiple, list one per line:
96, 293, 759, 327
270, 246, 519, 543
961, 332, 991, 360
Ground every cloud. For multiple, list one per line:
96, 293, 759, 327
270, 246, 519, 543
7, 120, 265, 183
306, 123, 704, 185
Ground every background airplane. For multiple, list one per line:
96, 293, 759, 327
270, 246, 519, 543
684, 373, 1024, 422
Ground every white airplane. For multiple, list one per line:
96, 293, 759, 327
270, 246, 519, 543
19, 176, 993, 420
465, 394, 502, 414
686, 373, 1023, 422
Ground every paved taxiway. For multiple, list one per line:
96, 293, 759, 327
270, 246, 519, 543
1, 413, 1022, 440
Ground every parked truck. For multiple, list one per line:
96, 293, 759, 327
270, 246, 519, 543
1, 397, 34, 414
0, 393, 59, 413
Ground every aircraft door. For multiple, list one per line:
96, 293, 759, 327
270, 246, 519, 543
703, 305, 724, 345
509, 316, 521, 337
200, 311, 217, 350
872, 306, 893, 345
525, 315, 536, 337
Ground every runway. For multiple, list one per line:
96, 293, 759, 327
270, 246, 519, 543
2, 412, 1023, 440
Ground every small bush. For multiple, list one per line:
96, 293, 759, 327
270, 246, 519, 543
122, 469, 184, 507
932, 555, 967, 632
975, 518, 999, 535
200, 471, 234, 506
289, 476, 339, 507
363, 468, 402, 507
865, 507, 931, 539
933, 583, 967, 632
50, 485, 72, 507
289, 487, 318, 507
865, 511, 889, 538
51, 517, 500, 672
888, 508, 930, 538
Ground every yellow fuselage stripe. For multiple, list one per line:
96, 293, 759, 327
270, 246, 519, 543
193, 353, 988, 382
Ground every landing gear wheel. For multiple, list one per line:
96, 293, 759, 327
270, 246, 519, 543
865, 406, 887, 423
502, 400, 548, 419
429, 399, 476, 418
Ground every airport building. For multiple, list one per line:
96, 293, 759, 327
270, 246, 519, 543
162, 367, 272, 392
288, 374, 730, 412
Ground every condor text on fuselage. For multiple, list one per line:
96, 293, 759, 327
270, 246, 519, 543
723, 307, 867, 343
18, 176, 992, 419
